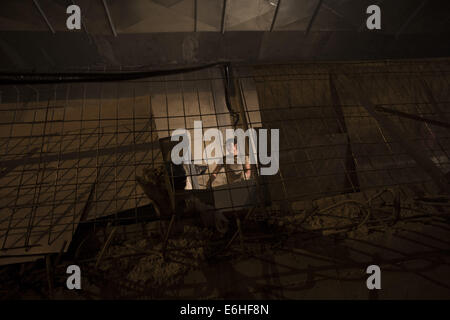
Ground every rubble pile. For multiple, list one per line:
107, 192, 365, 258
98, 225, 214, 290
266, 188, 448, 239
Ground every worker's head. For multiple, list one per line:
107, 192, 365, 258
225, 137, 238, 156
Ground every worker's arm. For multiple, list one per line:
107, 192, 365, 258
206, 163, 224, 188
244, 156, 251, 179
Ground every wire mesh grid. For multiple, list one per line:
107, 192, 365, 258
0, 59, 449, 263
246, 60, 450, 207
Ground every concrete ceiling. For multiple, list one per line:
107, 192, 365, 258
0, 0, 449, 71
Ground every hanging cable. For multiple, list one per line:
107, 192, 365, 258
221, 63, 240, 128
0, 62, 226, 85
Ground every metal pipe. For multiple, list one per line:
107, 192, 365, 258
270, 0, 282, 32
102, 0, 117, 37
375, 105, 450, 130
221, 0, 227, 34
305, 0, 323, 35
32, 0, 55, 34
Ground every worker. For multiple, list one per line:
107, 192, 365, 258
207, 137, 252, 188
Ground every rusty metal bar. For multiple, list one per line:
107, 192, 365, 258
102, 0, 117, 37
375, 105, 450, 130
221, 0, 228, 34
305, 0, 324, 35
329, 74, 360, 192
270, 0, 282, 32
32, 0, 55, 34
95, 226, 117, 269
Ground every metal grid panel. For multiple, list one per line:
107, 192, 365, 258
0, 68, 257, 263
0, 81, 159, 261
247, 60, 450, 208
1, 59, 450, 264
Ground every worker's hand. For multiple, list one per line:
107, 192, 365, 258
244, 159, 251, 179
